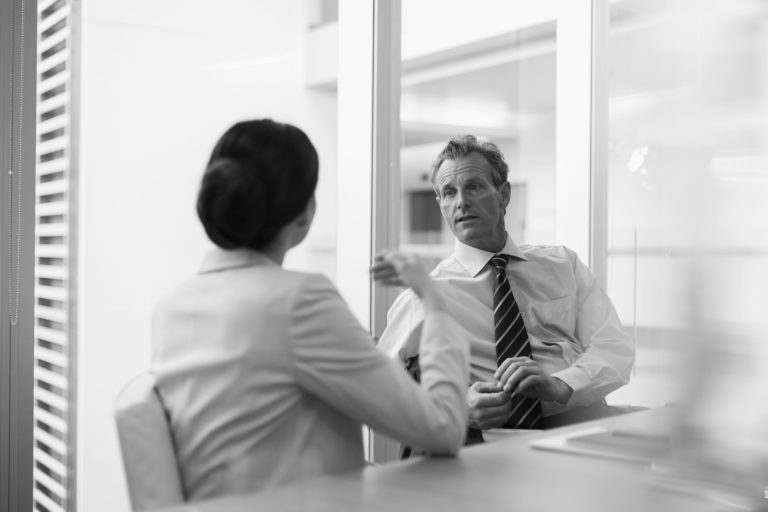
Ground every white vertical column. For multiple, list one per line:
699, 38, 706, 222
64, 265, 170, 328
590, 0, 610, 288
369, 0, 402, 464
370, 0, 401, 341
337, 0, 374, 329
555, 0, 593, 261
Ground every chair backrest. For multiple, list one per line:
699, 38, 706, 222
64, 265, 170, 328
115, 372, 185, 511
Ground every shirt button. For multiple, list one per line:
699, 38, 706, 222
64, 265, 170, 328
521, 312, 527, 318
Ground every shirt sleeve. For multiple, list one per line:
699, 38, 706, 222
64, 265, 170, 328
376, 289, 425, 361
290, 274, 469, 455
551, 249, 636, 407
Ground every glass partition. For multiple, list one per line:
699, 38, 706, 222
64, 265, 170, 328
602, 0, 768, 408
398, 1, 558, 270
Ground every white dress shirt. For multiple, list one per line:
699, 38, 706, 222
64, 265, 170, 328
378, 236, 634, 417
151, 248, 468, 501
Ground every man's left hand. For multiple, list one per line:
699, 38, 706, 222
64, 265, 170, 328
494, 357, 573, 404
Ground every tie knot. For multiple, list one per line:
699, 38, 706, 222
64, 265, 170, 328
490, 254, 509, 274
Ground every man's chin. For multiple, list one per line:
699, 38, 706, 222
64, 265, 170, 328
454, 230, 485, 246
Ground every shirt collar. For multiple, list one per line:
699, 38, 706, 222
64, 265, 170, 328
198, 247, 278, 274
453, 234, 527, 277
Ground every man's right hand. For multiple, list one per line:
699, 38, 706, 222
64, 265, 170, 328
466, 381, 512, 430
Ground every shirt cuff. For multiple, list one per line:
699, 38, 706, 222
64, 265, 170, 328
551, 366, 593, 407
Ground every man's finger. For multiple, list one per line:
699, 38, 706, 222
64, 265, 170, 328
473, 390, 509, 407
494, 357, 531, 379
499, 358, 537, 386
472, 381, 504, 393
502, 365, 538, 393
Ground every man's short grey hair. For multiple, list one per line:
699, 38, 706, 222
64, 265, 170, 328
431, 135, 509, 192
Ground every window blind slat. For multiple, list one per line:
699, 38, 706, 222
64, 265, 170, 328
33, 421, 68, 453
34, 326, 68, 349
35, 305, 68, 323
34, 389, 68, 417
34, 286, 68, 302
35, 222, 68, 237
34, 368, 69, 391
35, 202, 69, 218
37, 115, 68, 135
32, 489, 66, 512
37, 136, 68, 155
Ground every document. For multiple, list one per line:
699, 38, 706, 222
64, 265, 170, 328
530, 426, 670, 463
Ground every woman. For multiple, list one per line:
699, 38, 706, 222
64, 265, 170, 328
150, 119, 468, 501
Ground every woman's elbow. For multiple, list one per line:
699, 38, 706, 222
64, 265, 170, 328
425, 411, 466, 455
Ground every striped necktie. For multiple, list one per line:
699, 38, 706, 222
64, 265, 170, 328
491, 254, 544, 429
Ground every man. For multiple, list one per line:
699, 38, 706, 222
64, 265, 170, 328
378, 135, 634, 443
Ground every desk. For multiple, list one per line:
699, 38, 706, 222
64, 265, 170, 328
155, 407, 743, 512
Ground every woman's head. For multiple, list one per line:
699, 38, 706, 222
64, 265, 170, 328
197, 119, 319, 250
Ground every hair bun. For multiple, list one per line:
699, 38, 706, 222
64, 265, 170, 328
197, 119, 319, 250
198, 157, 271, 249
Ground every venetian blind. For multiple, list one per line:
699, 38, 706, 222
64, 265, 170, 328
33, 0, 76, 510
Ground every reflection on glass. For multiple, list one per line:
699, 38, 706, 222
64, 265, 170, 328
604, 0, 768, 507
606, 0, 768, 401
399, 1, 556, 270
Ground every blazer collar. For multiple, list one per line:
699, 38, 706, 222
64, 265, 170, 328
453, 234, 527, 277
198, 248, 278, 274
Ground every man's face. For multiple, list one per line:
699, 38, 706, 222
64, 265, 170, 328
434, 152, 510, 252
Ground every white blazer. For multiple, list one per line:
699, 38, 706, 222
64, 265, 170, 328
150, 248, 468, 501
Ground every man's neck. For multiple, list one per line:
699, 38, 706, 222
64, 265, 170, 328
467, 235, 507, 254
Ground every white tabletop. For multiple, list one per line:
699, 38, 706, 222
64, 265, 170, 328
154, 407, 743, 512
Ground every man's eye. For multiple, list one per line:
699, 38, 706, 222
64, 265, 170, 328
442, 189, 455, 198
468, 183, 481, 191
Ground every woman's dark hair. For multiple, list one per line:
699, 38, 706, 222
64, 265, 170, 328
197, 119, 319, 250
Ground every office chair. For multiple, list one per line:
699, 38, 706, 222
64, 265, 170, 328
115, 372, 185, 511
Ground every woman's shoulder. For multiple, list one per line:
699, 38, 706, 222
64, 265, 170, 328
285, 271, 341, 306
244, 267, 340, 308
267, 267, 335, 291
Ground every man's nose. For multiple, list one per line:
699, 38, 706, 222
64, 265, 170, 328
456, 189, 470, 208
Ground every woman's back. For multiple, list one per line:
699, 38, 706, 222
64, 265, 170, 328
151, 249, 365, 499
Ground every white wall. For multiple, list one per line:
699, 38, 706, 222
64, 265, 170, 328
77, 1, 337, 509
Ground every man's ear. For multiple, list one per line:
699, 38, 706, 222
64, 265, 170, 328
499, 181, 511, 209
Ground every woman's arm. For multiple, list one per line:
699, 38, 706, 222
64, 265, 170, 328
290, 273, 468, 455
